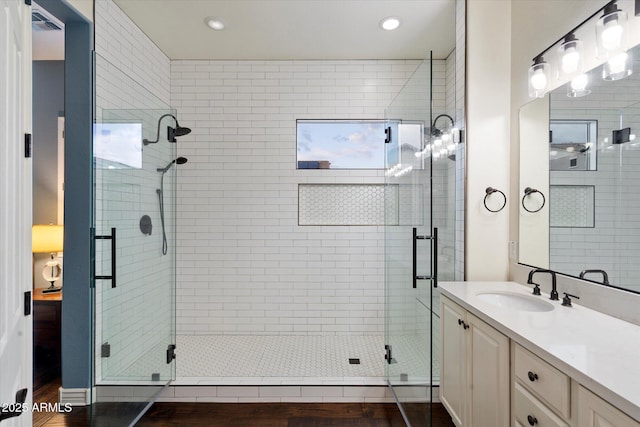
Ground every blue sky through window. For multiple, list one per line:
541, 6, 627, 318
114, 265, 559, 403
94, 122, 143, 169
297, 120, 387, 169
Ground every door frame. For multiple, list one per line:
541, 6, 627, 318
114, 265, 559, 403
0, 1, 33, 425
33, 0, 94, 404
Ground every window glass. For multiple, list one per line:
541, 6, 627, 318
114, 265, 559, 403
297, 120, 388, 169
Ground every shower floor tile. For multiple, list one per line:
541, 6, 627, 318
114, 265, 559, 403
175, 335, 387, 385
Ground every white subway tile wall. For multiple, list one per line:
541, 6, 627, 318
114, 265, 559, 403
95, 0, 171, 106
172, 59, 437, 337
94, 0, 175, 382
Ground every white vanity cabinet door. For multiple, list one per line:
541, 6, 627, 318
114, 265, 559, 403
440, 297, 509, 427
467, 312, 510, 427
577, 386, 640, 427
441, 296, 466, 427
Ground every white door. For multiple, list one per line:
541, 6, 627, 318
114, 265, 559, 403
0, 0, 33, 426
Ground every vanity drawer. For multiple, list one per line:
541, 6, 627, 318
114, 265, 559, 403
514, 382, 569, 427
514, 344, 570, 418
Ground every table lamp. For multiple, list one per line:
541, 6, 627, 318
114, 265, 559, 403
32, 224, 64, 294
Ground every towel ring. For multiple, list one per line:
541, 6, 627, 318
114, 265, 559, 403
522, 187, 546, 213
484, 187, 506, 213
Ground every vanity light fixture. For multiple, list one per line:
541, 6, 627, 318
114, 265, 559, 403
568, 73, 591, 97
596, 2, 627, 58
557, 34, 583, 79
528, 0, 632, 99
528, 56, 551, 98
205, 16, 226, 30
603, 51, 632, 80
379, 16, 401, 31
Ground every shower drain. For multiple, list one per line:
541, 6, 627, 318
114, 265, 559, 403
348, 358, 361, 364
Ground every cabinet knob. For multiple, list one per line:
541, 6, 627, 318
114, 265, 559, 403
458, 318, 463, 326
463, 322, 469, 330
527, 415, 538, 426
527, 371, 538, 382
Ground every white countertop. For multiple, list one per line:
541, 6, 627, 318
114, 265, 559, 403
439, 281, 640, 422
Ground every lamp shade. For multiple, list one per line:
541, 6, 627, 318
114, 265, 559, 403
32, 224, 64, 253
595, 4, 627, 59
528, 57, 551, 98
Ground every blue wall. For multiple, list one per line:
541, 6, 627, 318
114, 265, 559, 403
37, 0, 93, 391
33, 61, 64, 225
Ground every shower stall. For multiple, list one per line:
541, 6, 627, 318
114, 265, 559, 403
89, 50, 460, 426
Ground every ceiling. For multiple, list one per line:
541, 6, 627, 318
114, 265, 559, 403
112, 0, 456, 60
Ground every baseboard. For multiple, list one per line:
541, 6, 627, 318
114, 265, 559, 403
59, 387, 92, 406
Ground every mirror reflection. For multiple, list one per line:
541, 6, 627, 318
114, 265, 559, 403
519, 42, 640, 294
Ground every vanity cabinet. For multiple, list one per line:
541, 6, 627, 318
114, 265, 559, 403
513, 344, 640, 427
513, 344, 571, 427
440, 296, 510, 427
578, 386, 640, 427
439, 282, 640, 427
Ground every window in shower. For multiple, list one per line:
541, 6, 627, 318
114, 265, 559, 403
94, 122, 143, 169
549, 119, 597, 171
296, 120, 384, 169
296, 119, 423, 169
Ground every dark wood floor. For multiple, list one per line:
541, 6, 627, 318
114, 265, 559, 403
33, 378, 455, 427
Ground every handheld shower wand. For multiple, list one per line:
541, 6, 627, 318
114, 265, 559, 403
157, 157, 188, 255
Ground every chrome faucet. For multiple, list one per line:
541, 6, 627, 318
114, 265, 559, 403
579, 269, 610, 286
527, 268, 559, 301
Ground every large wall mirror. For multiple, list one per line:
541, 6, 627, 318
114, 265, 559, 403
519, 40, 640, 295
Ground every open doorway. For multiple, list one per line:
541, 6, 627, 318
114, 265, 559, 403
31, 0, 65, 408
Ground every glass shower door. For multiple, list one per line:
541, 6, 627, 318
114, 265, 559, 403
384, 56, 435, 426
92, 54, 177, 426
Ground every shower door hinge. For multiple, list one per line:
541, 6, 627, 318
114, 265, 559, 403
166, 344, 176, 364
384, 127, 392, 144
384, 344, 396, 364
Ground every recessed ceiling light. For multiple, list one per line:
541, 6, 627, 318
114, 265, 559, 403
205, 17, 226, 31
379, 17, 401, 31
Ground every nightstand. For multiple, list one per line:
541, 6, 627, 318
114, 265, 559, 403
33, 288, 62, 384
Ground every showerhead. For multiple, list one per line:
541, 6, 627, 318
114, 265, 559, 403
168, 124, 192, 142
143, 114, 192, 145
157, 156, 189, 173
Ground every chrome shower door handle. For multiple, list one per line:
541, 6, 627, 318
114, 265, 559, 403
94, 227, 117, 288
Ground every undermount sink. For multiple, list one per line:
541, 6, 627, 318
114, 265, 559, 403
476, 291, 554, 312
